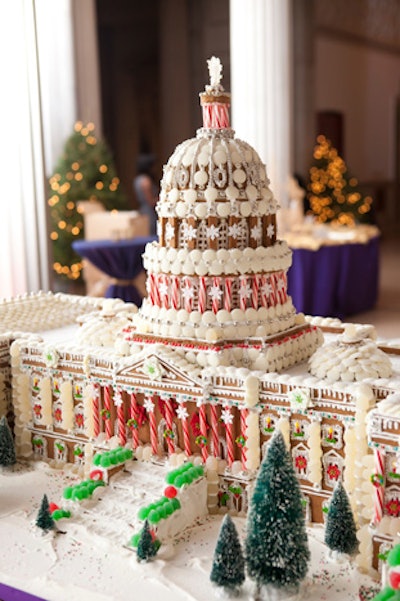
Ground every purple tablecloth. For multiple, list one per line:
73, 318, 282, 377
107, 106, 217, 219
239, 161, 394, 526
287, 236, 379, 319
0, 583, 47, 601
73, 236, 156, 305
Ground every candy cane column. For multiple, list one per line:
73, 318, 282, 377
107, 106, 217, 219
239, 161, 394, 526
164, 398, 176, 455
146, 396, 159, 456
222, 406, 235, 467
130, 392, 139, 449
210, 403, 220, 457
114, 388, 126, 446
177, 402, 191, 457
199, 403, 208, 462
92, 385, 100, 438
103, 385, 113, 439
240, 408, 248, 471
372, 447, 385, 525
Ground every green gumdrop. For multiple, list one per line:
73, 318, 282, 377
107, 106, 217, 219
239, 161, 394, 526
52, 510, 63, 521
93, 454, 102, 466
100, 456, 112, 468
116, 451, 125, 464
148, 510, 161, 524
164, 503, 173, 516
109, 452, 119, 465
125, 449, 133, 461
170, 498, 181, 511
131, 532, 141, 548
165, 472, 175, 485
174, 475, 184, 488
63, 510, 71, 518
137, 506, 149, 521
63, 487, 73, 499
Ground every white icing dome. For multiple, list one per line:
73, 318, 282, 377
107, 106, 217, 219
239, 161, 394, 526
157, 133, 277, 219
309, 325, 392, 383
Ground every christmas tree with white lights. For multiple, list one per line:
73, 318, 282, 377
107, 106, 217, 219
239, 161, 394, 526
48, 121, 127, 283
307, 135, 373, 226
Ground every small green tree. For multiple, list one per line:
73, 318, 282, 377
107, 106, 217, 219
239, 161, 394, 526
137, 519, 159, 562
36, 494, 55, 532
210, 514, 245, 595
0, 416, 16, 467
48, 121, 127, 283
324, 481, 358, 557
245, 432, 310, 597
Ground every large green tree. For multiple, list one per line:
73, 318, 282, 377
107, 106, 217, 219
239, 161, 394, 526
48, 121, 127, 283
210, 514, 245, 595
307, 135, 373, 225
245, 432, 310, 597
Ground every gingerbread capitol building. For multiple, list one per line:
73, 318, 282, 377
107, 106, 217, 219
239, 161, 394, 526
2, 58, 400, 573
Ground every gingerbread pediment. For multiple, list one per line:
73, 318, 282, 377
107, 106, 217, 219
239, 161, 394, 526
115, 352, 203, 390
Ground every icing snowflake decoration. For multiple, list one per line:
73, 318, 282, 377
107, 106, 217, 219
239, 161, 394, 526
288, 388, 313, 411
144, 397, 155, 413
209, 284, 223, 302
261, 280, 273, 297
182, 223, 197, 242
267, 223, 275, 238
176, 405, 189, 421
228, 223, 243, 239
142, 356, 165, 381
250, 224, 262, 240
43, 347, 59, 368
181, 284, 195, 302
239, 282, 252, 301
113, 390, 123, 407
206, 224, 220, 241
221, 408, 234, 425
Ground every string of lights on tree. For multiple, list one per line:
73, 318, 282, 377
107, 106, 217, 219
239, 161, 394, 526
307, 135, 373, 226
48, 121, 127, 282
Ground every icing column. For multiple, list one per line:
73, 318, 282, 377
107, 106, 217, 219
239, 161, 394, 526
164, 398, 176, 455
352, 383, 375, 572
10, 341, 32, 457
83, 384, 96, 439
244, 375, 261, 471
307, 418, 323, 488
200, 56, 231, 130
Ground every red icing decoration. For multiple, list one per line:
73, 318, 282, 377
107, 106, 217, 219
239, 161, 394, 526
89, 469, 104, 481
389, 570, 400, 590
49, 502, 59, 514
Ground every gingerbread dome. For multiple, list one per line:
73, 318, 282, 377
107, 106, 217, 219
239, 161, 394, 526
129, 57, 322, 372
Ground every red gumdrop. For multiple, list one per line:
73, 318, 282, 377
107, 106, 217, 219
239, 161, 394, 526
164, 486, 178, 499
49, 502, 59, 514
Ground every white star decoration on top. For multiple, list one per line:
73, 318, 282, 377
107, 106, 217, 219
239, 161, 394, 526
176, 405, 189, 421
206, 224, 220, 241
267, 223, 275, 238
221, 408, 234, 425
208, 56, 223, 87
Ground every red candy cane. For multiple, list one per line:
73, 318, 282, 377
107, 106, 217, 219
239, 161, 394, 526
149, 396, 159, 456
225, 407, 235, 467
184, 277, 193, 312
198, 277, 207, 313
252, 275, 259, 310
269, 275, 277, 306
130, 392, 139, 449
210, 403, 220, 457
199, 404, 208, 463
171, 276, 180, 310
162, 275, 169, 309
240, 276, 248, 311
224, 277, 232, 312
240, 409, 248, 471
260, 275, 269, 308
373, 448, 385, 525
211, 277, 221, 314
153, 274, 161, 307
115, 389, 126, 446
103, 385, 112, 440
92, 387, 100, 438
164, 398, 175, 455
180, 403, 192, 457
202, 103, 230, 129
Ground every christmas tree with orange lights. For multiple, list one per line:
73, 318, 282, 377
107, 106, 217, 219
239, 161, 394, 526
48, 122, 127, 282
307, 135, 373, 226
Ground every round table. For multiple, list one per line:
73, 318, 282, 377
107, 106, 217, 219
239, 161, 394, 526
73, 236, 156, 305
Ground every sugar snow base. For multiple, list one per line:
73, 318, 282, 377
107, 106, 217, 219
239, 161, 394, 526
0, 461, 377, 601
